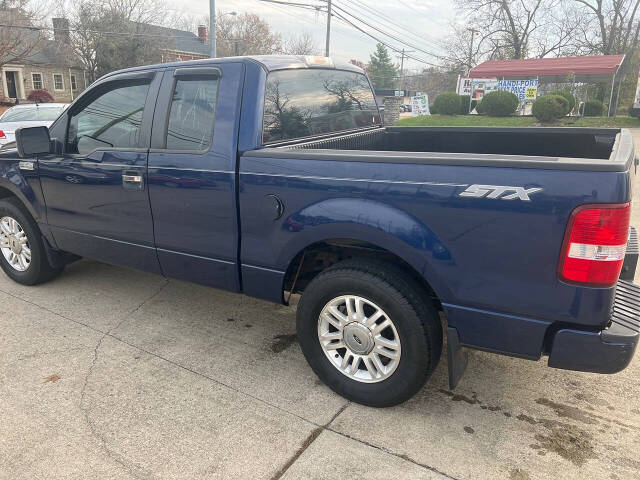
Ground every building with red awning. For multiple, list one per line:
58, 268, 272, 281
470, 54, 626, 115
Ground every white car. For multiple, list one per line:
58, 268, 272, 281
0, 103, 68, 146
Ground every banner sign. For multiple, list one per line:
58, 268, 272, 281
497, 79, 538, 101
458, 77, 502, 101
470, 78, 499, 101
411, 94, 430, 116
457, 77, 472, 96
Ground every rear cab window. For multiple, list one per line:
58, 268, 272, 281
165, 75, 219, 151
263, 68, 380, 144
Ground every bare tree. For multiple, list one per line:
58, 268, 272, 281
573, 0, 640, 55
282, 31, 319, 55
403, 67, 458, 99
441, 23, 490, 72
0, 0, 47, 70
215, 11, 282, 57
68, 0, 170, 80
443, 0, 579, 69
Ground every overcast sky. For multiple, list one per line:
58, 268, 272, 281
166, 0, 456, 71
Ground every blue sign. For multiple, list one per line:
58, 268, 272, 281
498, 79, 539, 101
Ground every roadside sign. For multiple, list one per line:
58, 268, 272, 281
411, 94, 430, 116
525, 86, 537, 100
457, 77, 472, 95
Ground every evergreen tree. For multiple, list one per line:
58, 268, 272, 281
367, 43, 398, 89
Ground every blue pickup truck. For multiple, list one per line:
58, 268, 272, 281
2, 55, 639, 407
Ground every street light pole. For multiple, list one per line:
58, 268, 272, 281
209, 0, 216, 57
325, 0, 331, 57
209, 9, 236, 58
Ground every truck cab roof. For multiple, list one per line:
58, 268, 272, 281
99, 55, 364, 82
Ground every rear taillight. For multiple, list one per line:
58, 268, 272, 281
0, 130, 5, 139
558, 203, 631, 287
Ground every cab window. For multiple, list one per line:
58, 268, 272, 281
165, 75, 219, 151
263, 69, 380, 143
66, 79, 150, 155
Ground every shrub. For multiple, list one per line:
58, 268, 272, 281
583, 99, 604, 116
479, 90, 519, 116
555, 90, 575, 114
458, 95, 477, 114
475, 99, 487, 114
431, 92, 461, 115
629, 105, 640, 118
429, 102, 438, 114
27, 89, 54, 103
532, 94, 569, 122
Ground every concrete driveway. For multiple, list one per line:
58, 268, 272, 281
3, 135, 640, 480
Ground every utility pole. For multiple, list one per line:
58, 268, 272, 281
400, 48, 405, 88
209, 0, 216, 57
467, 28, 478, 75
325, 0, 331, 57
397, 49, 414, 90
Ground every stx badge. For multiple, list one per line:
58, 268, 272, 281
459, 184, 542, 201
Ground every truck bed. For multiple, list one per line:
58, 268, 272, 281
258, 126, 635, 172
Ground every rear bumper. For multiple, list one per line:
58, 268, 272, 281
548, 280, 640, 373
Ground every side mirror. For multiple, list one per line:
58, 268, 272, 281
15, 126, 51, 158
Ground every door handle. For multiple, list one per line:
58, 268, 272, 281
122, 171, 144, 190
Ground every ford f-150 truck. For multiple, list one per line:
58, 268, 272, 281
2, 55, 639, 407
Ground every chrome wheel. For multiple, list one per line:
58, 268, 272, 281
0, 216, 31, 272
317, 295, 401, 383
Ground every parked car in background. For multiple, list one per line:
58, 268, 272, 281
0, 103, 68, 147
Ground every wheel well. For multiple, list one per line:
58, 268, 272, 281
283, 239, 441, 310
0, 185, 16, 200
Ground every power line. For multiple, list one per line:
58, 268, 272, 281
330, 10, 440, 66
395, 0, 448, 29
345, 0, 445, 52
257, 0, 323, 12
330, 2, 442, 59
255, 0, 442, 64
254, 0, 325, 32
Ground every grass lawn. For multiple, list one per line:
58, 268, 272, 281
395, 114, 640, 128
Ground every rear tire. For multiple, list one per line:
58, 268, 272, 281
297, 258, 442, 407
0, 197, 62, 285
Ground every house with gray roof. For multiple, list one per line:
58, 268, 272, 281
1, 18, 211, 104
1, 17, 87, 103
144, 24, 210, 62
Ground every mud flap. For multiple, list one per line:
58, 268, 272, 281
447, 326, 468, 389
41, 235, 79, 269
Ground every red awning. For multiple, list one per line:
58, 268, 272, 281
469, 55, 625, 82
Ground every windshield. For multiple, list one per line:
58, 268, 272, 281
263, 69, 380, 143
0, 106, 65, 123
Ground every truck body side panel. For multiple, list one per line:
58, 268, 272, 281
238, 153, 630, 358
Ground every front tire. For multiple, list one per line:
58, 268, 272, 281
0, 197, 62, 285
297, 258, 442, 407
